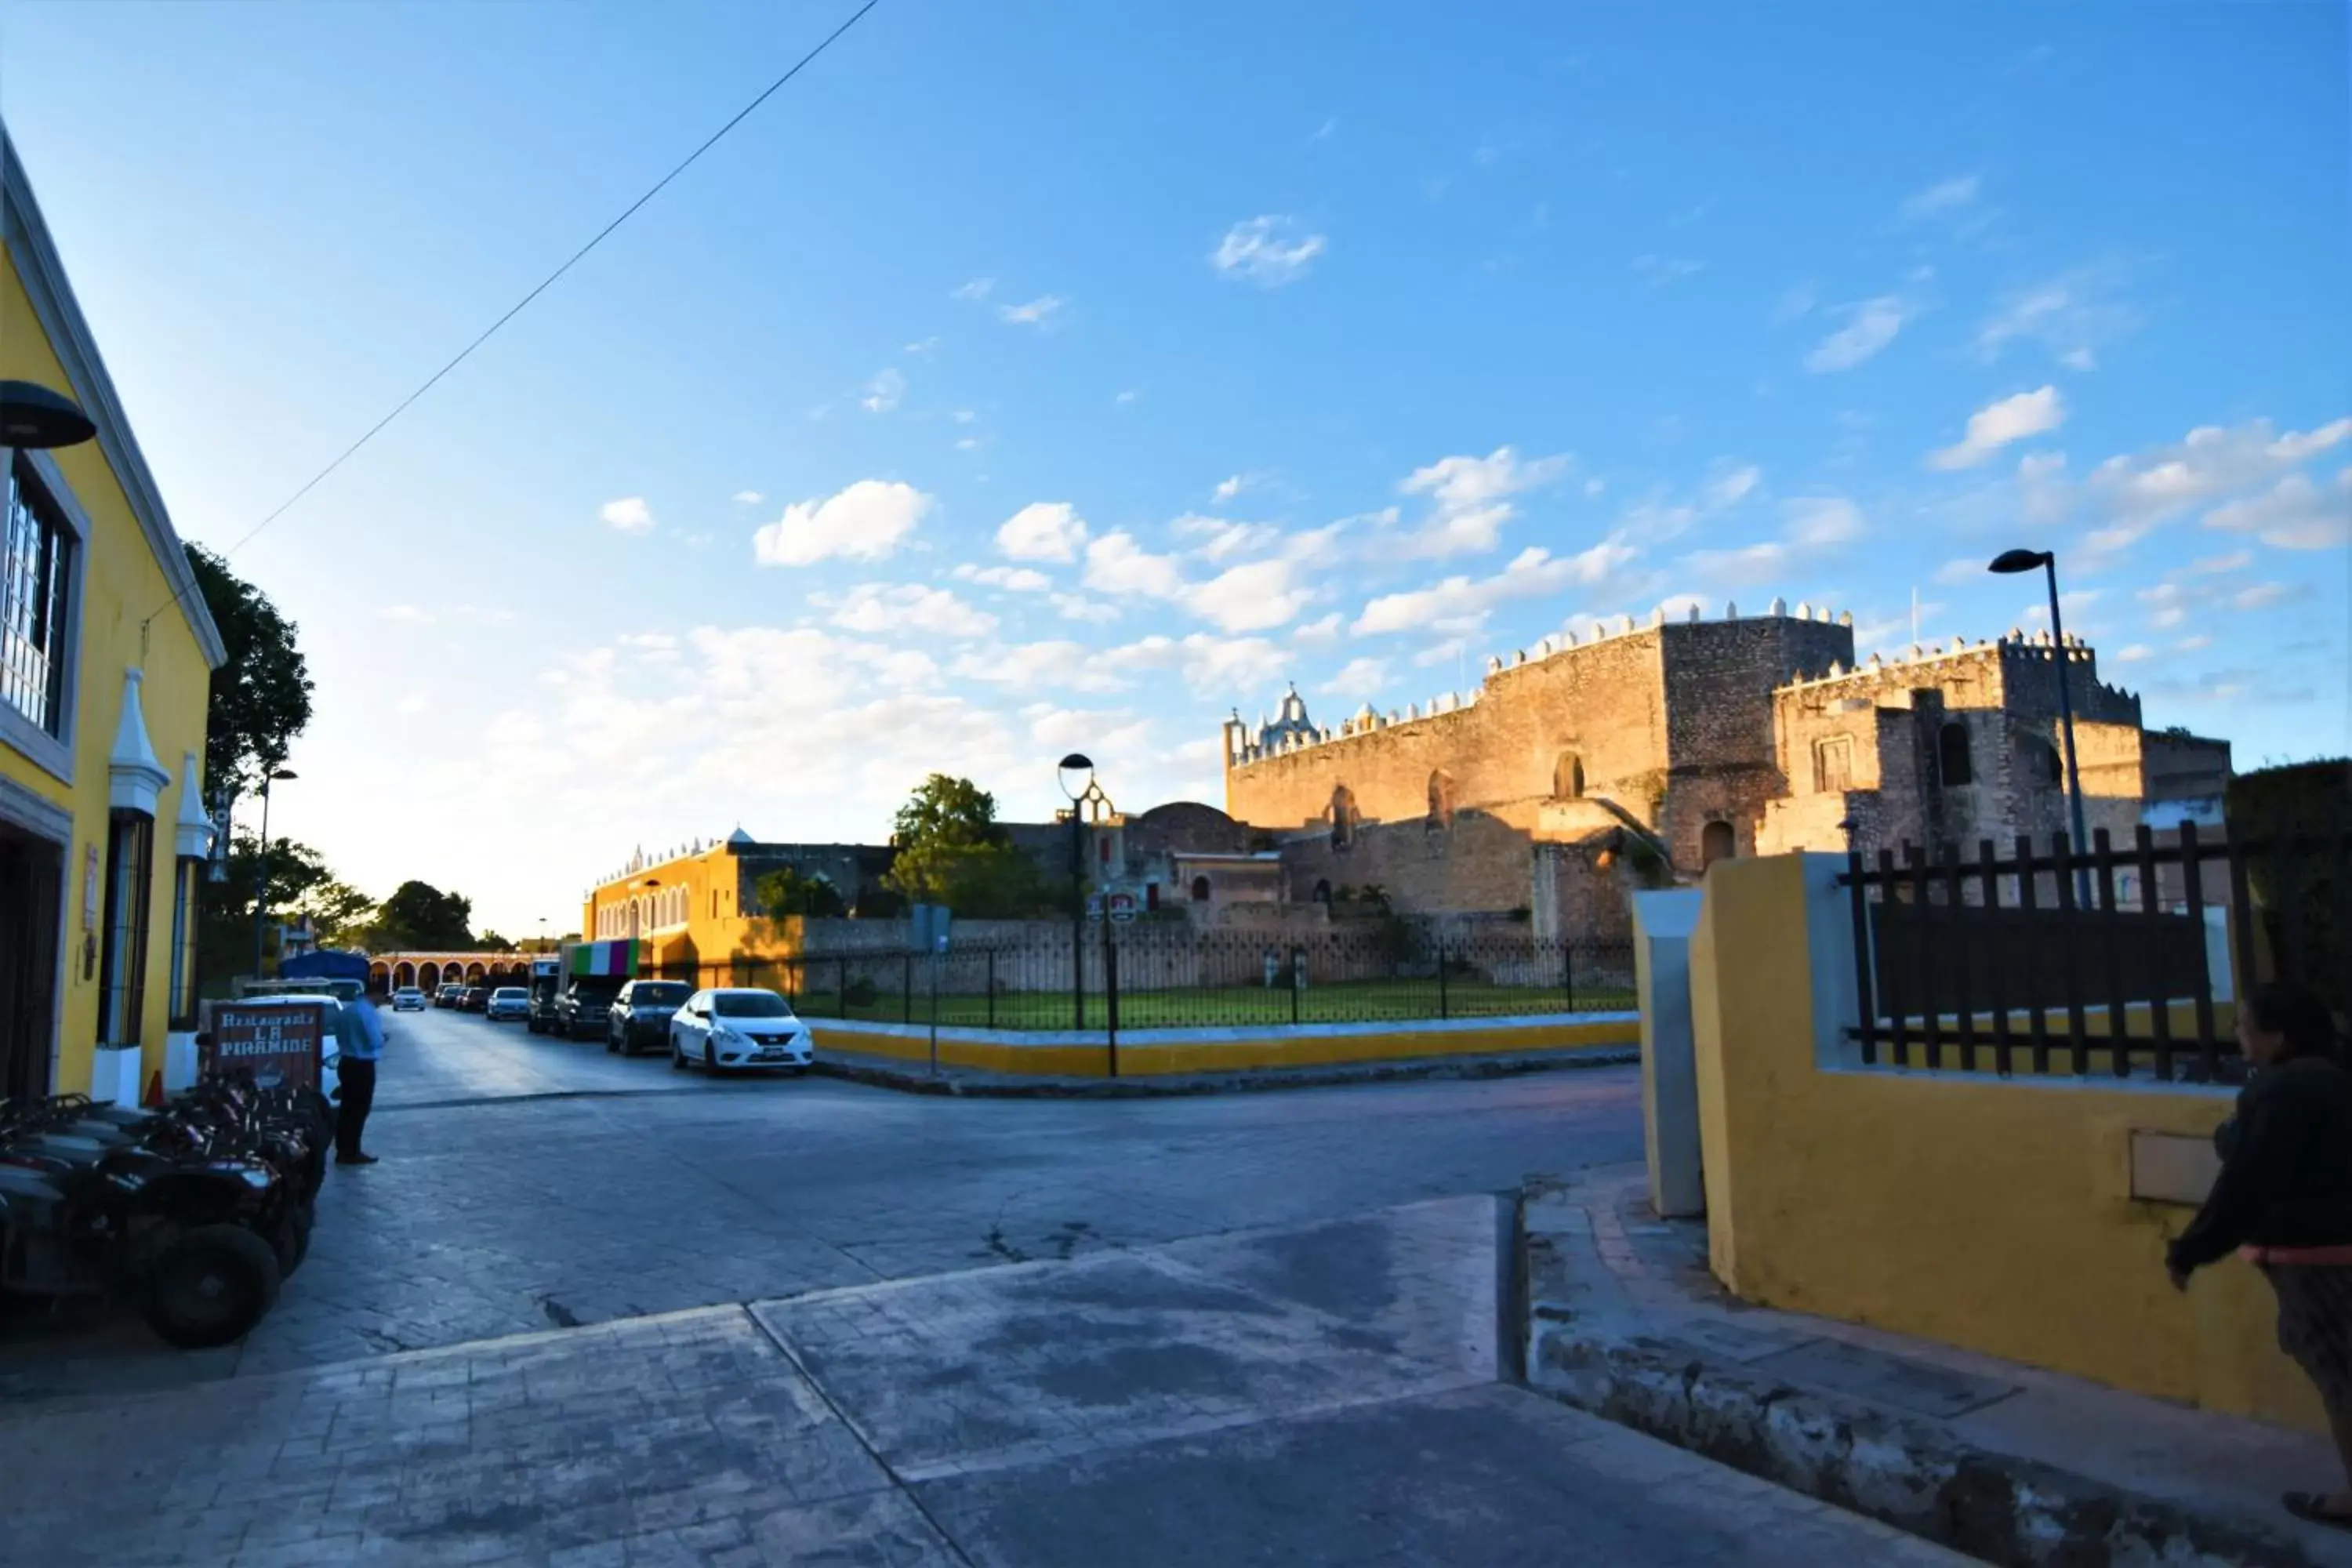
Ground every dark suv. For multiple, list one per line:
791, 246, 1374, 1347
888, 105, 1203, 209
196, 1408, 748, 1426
554, 981, 621, 1040
606, 980, 694, 1056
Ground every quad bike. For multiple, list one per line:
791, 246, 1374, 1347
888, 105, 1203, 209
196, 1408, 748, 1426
0, 1074, 332, 1348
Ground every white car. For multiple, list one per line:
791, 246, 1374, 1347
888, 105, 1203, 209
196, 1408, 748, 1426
670, 989, 814, 1074
391, 987, 426, 1012
485, 986, 532, 1022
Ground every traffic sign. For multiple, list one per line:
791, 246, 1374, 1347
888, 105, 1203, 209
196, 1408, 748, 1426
1086, 894, 1105, 924
1107, 891, 1138, 924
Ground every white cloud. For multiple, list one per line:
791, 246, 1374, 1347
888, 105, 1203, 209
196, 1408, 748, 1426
379, 604, 432, 624
1083, 532, 1189, 599
1804, 296, 1907, 373
1210, 216, 1328, 287
996, 502, 1089, 562
953, 563, 1052, 593
953, 640, 1122, 695
2089, 416, 2352, 532
2114, 644, 2154, 663
2230, 582, 2296, 611
732, 490, 763, 505
825, 583, 998, 640
1784, 496, 1865, 545
1902, 174, 1980, 218
1773, 282, 1818, 323
998, 296, 1065, 326
1185, 557, 1312, 633
1352, 540, 1633, 636
392, 691, 429, 716
2270, 419, 2352, 463
1098, 633, 1287, 695
1211, 474, 1254, 503
753, 480, 932, 567
1114, 389, 1140, 405
2138, 583, 2190, 629
1396, 445, 1570, 557
1293, 612, 1343, 644
951, 278, 995, 300
1174, 514, 1279, 563
1705, 465, 1762, 508
1977, 264, 2138, 370
903, 336, 939, 355
1319, 656, 1390, 698
1633, 255, 1704, 288
861, 367, 906, 413
951, 409, 977, 425
1051, 592, 1120, 624
2203, 468, 2352, 550
600, 496, 655, 533
1929, 386, 2066, 470
1934, 557, 1987, 586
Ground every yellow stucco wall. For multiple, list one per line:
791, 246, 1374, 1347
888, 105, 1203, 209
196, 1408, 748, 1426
1, 243, 216, 1099
583, 843, 764, 967
1690, 852, 2323, 1433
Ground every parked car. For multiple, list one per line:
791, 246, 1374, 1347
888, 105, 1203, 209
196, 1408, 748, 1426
459, 987, 489, 1014
606, 980, 694, 1056
554, 979, 622, 1040
390, 987, 426, 1012
485, 987, 531, 1022
434, 985, 465, 1009
670, 989, 814, 1074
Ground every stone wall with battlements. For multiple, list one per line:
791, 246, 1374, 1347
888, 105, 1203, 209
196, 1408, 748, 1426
1224, 603, 1857, 866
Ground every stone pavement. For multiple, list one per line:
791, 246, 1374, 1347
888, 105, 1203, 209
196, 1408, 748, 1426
0, 1196, 1967, 1566
0, 1004, 1645, 1401
1524, 1165, 2352, 1566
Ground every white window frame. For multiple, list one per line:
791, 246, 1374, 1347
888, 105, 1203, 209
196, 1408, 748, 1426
0, 447, 89, 784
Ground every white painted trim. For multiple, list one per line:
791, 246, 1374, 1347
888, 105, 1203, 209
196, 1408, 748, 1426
1, 126, 227, 670
809, 1008, 1639, 1051
0, 770, 71, 843
106, 668, 169, 815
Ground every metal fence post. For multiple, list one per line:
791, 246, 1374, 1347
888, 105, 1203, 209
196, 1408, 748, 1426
902, 951, 914, 1024
837, 956, 848, 1020
1562, 940, 1574, 1013
985, 948, 996, 1031
1105, 926, 1120, 1077
1437, 938, 1450, 1021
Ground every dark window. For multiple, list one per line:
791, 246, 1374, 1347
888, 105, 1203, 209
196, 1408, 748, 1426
97, 809, 154, 1046
1554, 752, 1584, 800
1701, 821, 1736, 868
1938, 721, 1973, 787
1330, 786, 1356, 848
1427, 770, 1454, 829
0, 455, 75, 739
1145, 883, 1159, 910
1312, 879, 1331, 902
2021, 736, 2063, 785
714, 991, 794, 1018
167, 860, 194, 1028
1190, 875, 1212, 902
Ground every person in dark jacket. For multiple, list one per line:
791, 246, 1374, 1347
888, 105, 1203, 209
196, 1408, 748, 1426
2169, 981, 2352, 1529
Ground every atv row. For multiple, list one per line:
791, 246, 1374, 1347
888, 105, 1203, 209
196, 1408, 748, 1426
0, 1071, 334, 1348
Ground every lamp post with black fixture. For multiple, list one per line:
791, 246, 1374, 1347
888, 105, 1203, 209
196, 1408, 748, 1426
1057, 753, 1114, 1033
1989, 547, 2093, 905
249, 768, 298, 977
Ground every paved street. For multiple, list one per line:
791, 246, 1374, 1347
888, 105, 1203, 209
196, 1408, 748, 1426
0, 1006, 1965, 1564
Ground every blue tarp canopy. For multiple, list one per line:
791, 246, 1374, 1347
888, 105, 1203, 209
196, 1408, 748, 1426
278, 949, 371, 983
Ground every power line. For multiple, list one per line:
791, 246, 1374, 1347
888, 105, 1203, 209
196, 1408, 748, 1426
146, 0, 883, 632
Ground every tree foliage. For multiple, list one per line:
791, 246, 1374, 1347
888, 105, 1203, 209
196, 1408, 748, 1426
371, 880, 475, 951
185, 544, 314, 804
881, 774, 1052, 919
754, 866, 847, 919
194, 830, 372, 986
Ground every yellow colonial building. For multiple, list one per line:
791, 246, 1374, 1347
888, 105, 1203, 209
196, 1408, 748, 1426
1, 125, 226, 1104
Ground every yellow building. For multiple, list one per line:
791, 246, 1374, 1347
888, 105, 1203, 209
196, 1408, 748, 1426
582, 831, 893, 971
1, 125, 227, 1104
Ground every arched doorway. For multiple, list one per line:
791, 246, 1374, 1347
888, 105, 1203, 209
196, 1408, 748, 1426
1190, 875, 1212, 902
1426, 770, 1454, 829
1701, 821, 1736, 869
1554, 751, 1585, 800
394, 961, 416, 989
465, 962, 487, 983
368, 962, 390, 993
420, 961, 443, 991
1329, 785, 1357, 848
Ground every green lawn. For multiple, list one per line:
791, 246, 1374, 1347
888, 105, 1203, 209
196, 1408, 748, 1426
783, 978, 1636, 1031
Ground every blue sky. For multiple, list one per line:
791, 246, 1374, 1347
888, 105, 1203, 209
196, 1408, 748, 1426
7, 2, 2347, 933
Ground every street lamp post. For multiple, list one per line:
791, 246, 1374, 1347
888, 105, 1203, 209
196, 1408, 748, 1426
249, 768, 298, 977
1058, 754, 1094, 1031
1989, 548, 2092, 904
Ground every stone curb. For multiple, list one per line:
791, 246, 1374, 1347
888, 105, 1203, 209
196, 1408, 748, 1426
1515, 1198, 2314, 1567
811, 1045, 1638, 1099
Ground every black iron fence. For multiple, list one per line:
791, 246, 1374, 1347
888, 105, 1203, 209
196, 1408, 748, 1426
649, 927, 1633, 1035
1842, 821, 2352, 1082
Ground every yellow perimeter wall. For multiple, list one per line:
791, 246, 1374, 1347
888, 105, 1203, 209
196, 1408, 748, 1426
809, 1014, 1638, 1078
1, 172, 218, 1099
1690, 852, 2321, 1434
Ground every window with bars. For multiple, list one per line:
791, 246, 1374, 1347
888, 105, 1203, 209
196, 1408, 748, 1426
1, 454, 76, 739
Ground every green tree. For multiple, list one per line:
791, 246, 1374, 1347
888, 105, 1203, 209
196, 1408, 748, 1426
478, 929, 515, 952
372, 880, 475, 950
753, 866, 847, 918
185, 544, 314, 804
194, 831, 371, 987
881, 774, 1052, 918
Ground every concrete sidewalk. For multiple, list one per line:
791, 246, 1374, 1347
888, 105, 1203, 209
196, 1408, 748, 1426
1523, 1164, 2352, 1567
813, 1040, 1635, 1097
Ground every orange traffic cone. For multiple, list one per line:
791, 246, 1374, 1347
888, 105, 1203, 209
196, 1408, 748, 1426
143, 1069, 165, 1107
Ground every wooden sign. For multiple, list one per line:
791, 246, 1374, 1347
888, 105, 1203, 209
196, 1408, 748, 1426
200, 1000, 328, 1090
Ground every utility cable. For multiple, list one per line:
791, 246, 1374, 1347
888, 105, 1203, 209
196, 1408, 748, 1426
143, 0, 883, 635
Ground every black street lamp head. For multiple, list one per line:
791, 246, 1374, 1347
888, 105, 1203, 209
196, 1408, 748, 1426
1987, 548, 2053, 575
1057, 753, 1094, 801
0, 379, 97, 449
270, 768, 299, 782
